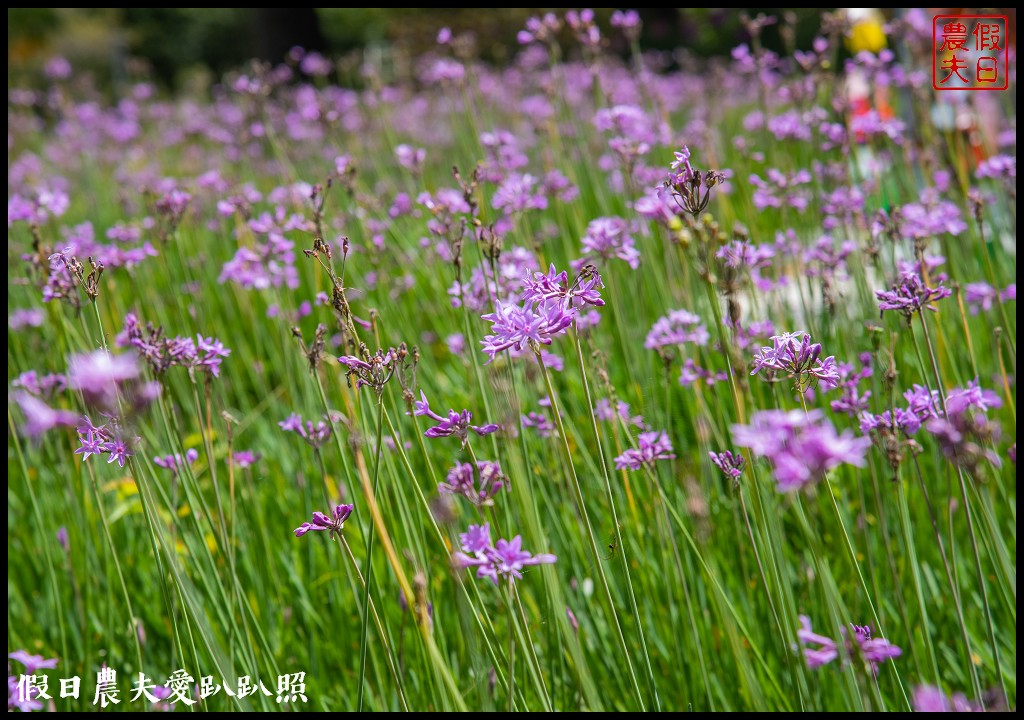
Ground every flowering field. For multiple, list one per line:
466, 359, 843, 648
7, 9, 1017, 713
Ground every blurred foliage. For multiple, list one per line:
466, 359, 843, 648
9, 7, 828, 89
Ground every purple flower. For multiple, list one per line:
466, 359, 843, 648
415, 392, 499, 445
797, 615, 839, 669
67, 350, 140, 407
912, 685, 977, 712
492, 173, 547, 214
521, 264, 605, 309
294, 503, 353, 538
57, 526, 70, 552
338, 348, 395, 392
232, 450, 260, 468
796, 617, 900, 672
8, 308, 45, 330
480, 299, 576, 361
645, 309, 710, 349
709, 450, 746, 481
614, 431, 676, 471
14, 392, 77, 438
594, 398, 646, 428
578, 216, 640, 269
394, 144, 426, 173
439, 461, 507, 506
733, 410, 871, 492
876, 271, 952, 317
452, 525, 556, 585
154, 448, 200, 475
8, 651, 59, 673
962, 282, 998, 314
522, 411, 557, 438
750, 332, 841, 391
279, 412, 333, 450
945, 378, 1001, 416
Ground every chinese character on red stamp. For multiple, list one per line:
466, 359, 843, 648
933, 14, 1009, 90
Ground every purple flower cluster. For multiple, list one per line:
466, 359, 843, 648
709, 450, 746, 481
678, 359, 728, 387
644, 309, 710, 350
733, 410, 870, 492
594, 398, 646, 429
522, 410, 557, 438
876, 271, 952, 317
750, 331, 840, 391
797, 616, 901, 672
8, 651, 59, 712
117, 313, 231, 377
860, 384, 941, 436
279, 413, 334, 450
438, 460, 507, 506
481, 263, 604, 363
614, 431, 676, 471
11, 370, 67, 398
912, 685, 977, 713
294, 503, 354, 538
577, 216, 640, 269
830, 354, 873, 417
13, 392, 77, 439
74, 416, 139, 468
749, 169, 813, 212
154, 448, 199, 475
452, 523, 556, 585
414, 392, 499, 445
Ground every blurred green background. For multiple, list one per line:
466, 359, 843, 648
8, 8, 828, 88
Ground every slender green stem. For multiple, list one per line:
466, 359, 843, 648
357, 394, 386, 711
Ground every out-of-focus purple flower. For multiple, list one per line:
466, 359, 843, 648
578, 216, 640, 269
294, 503, 353, 538
14, 392, 77, 438
750, 331, 841, 391
897, 193, 967, 238
709, 450, 746, 481
749, 168, 813, 212
44, 55, 73, 80
8, 308, 45, 330
594, 398, 646, 428
446, 333, 466, 356
452, 524, 556, 585
797, 615, 838, 669
154, 448, 199, 475
733, 410, 870, 492
233, 450, 260, 468
522, 411, 557, 438
279, 412, 333, 450
848, 623, 902, 670
912, 685, 976, 712
414, 392, 499, 445
517, 13, 561, 45
614, 431, 676, 471
57, 526, 69, 552
945, 379, 1001, 416
976, 154, 1016, 181
492, 173, 547, 214
395, 144, 426, 173
439, 461, 507, 506
645, 309, 710, 349
610, 9, 641, 40
678, 359, 728, 387
962, 282, 998, 314
67, 350, 140, 407
8, 651, 59, 673
830, 354, 873, 416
